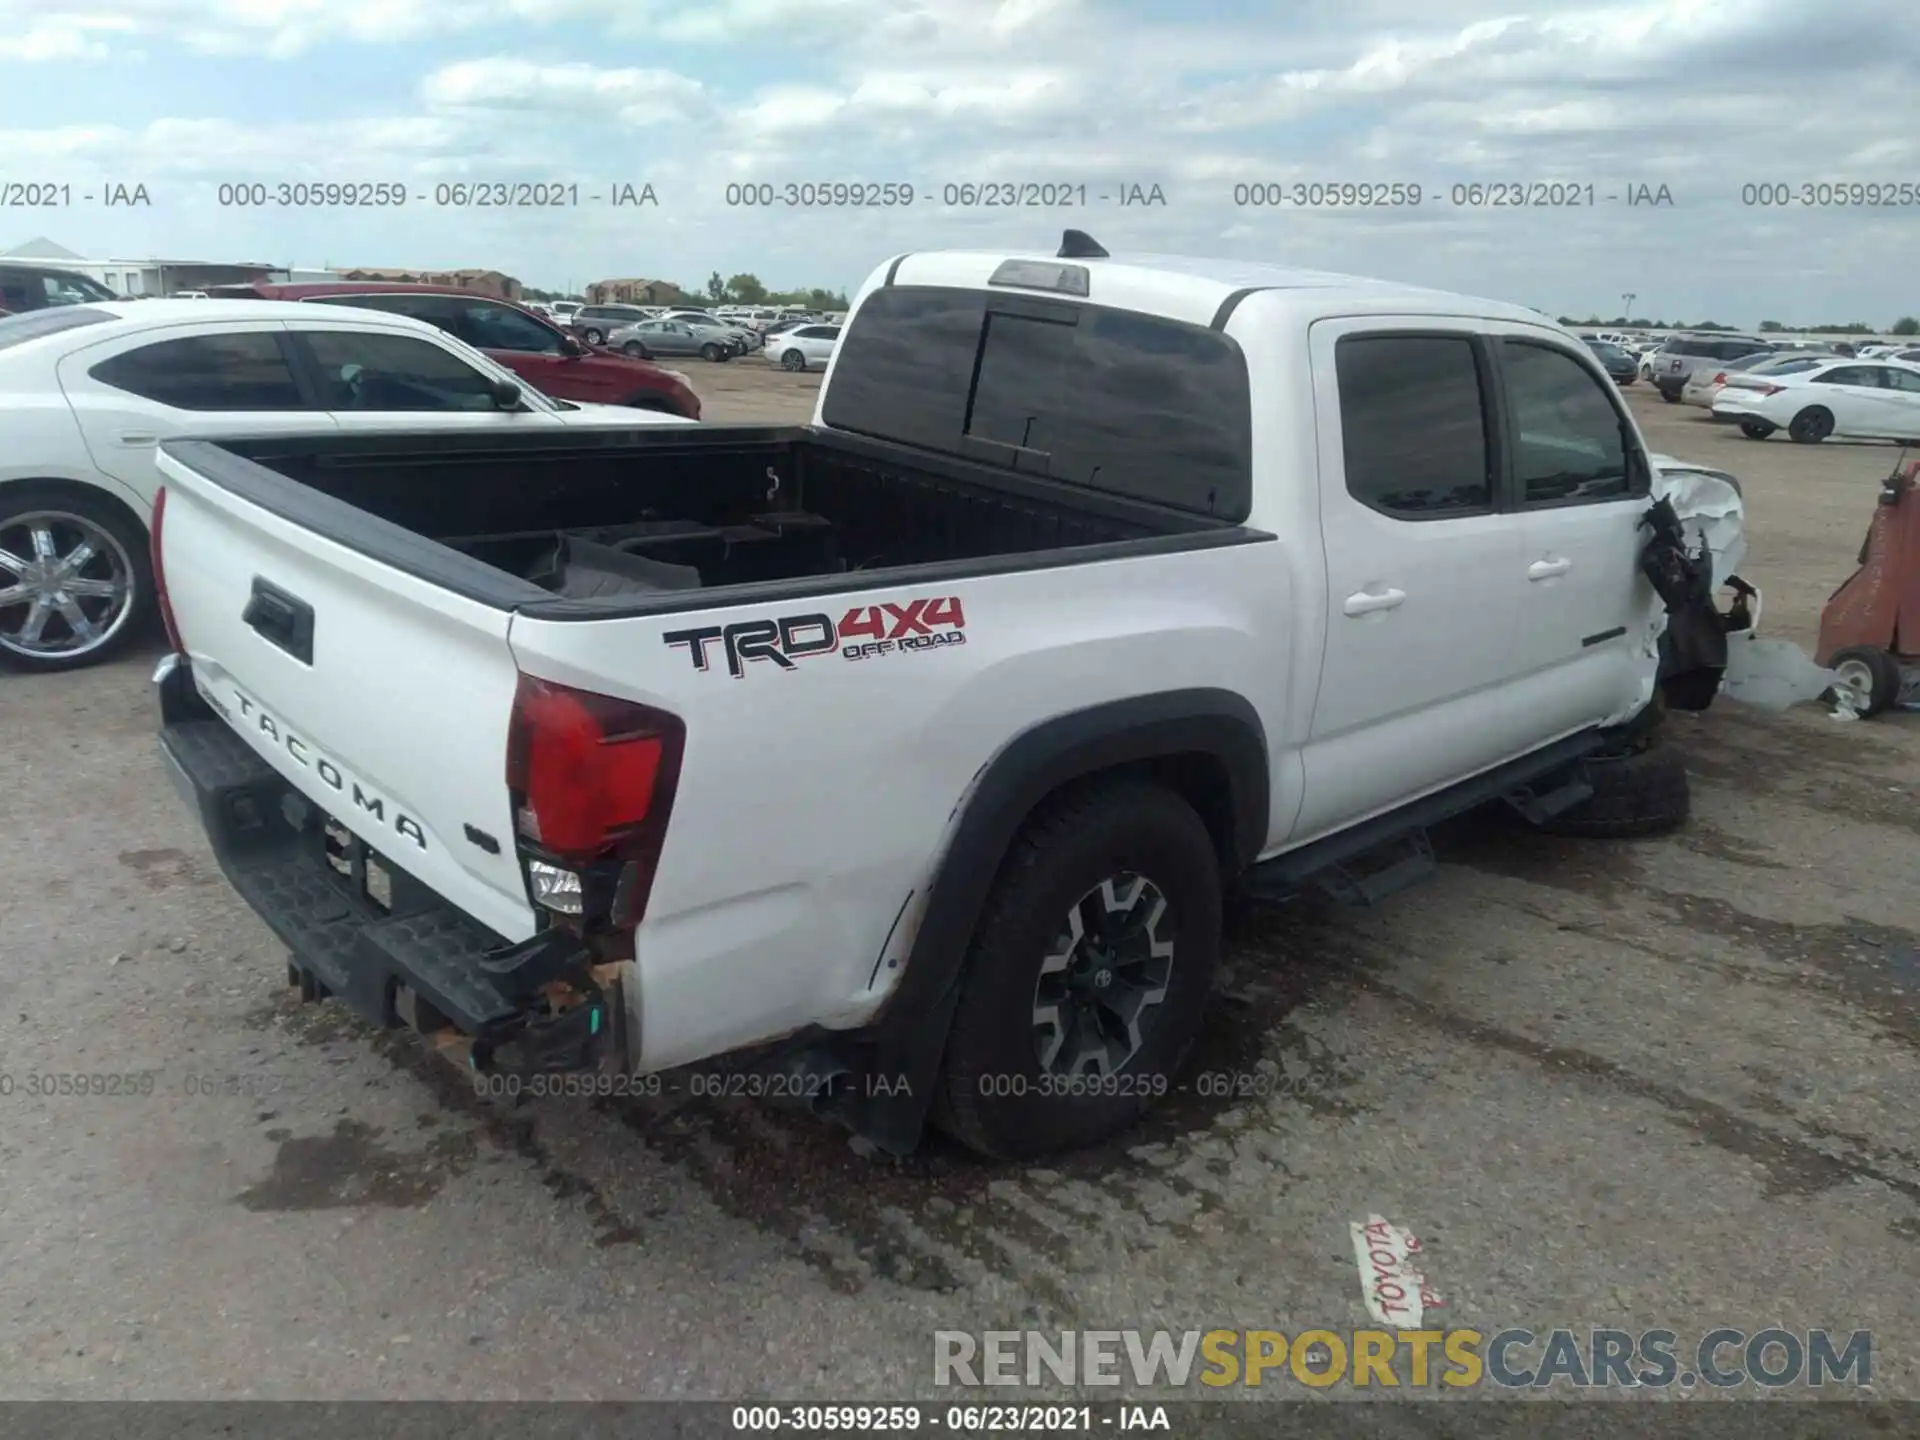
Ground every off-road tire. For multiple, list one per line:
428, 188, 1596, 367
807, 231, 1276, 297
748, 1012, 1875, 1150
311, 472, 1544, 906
1538, 736, 1691, 839
935, 782, 1222, 1159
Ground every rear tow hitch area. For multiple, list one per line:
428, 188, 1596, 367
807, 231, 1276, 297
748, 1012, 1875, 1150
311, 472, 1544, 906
444, 930, 631, 1078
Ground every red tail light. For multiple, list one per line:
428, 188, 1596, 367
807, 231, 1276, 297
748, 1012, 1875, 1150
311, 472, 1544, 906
1751, 384, 1784, 396
505, 673, 685, 926
1710, 372, 1727, 386
149, 486, 183, 653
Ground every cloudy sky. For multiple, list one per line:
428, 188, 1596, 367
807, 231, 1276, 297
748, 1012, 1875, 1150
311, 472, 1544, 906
2, 0, 1916, 324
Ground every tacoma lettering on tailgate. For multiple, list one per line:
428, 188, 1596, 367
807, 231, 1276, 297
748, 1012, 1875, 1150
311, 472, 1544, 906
664, 597, 967, 678
226, 689, 428, 850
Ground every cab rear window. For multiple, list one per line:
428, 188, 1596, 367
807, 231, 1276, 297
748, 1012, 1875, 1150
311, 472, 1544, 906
822, 284, 1252, 521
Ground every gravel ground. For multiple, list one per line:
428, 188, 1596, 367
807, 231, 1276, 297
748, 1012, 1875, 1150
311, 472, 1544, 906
1, 373, 1915, 1405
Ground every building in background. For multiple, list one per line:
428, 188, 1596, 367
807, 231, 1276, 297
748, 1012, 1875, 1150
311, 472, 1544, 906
338, 267, 521, 299
0, 237, 282, 296
586, 277, 688, 305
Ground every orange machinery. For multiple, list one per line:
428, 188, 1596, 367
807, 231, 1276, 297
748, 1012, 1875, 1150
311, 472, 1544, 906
1816, 456, 1920, 716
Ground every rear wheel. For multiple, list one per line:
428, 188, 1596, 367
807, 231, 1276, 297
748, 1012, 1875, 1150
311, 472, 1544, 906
1739, 420, 1776, 439
621, 341, 650, 359
781, 348, 807, 372
1829, 645, 1902, 717
0, 484, 151, 674
1788, 406, 1834, 443
581, 326, 606, 346
1660, 387, 1679, 403
936, 782, 1221, 1159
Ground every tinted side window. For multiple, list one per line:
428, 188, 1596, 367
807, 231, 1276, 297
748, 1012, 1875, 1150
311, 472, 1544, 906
1887, 368, 1920, 393
304, 293, 460, 331
295, 330, 501, 411
824, 286, 1251, 517
1335, 335, 1490, 517
1817, 366, 1878, 387
1502, 341, 1631, 505
968, 306, 1250, 513
91, 332, 305, 410
0, 270, 36, 311
459, 303, 560, 354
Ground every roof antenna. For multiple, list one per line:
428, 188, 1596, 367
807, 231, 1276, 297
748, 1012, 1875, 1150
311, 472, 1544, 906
1058, 229, 1108, 259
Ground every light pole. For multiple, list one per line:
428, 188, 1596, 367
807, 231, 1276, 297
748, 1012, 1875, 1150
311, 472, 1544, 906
1622, 292, 1636, 324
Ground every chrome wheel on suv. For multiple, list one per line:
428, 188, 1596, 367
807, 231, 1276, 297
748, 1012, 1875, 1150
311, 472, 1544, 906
0, 508, 136, 665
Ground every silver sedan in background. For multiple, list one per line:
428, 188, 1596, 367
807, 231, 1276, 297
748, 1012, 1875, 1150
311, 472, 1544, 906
607, 318, 742, 362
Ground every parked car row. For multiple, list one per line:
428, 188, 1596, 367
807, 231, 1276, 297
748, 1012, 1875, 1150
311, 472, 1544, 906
523, 299, 843, 371
0, 299, 696, 673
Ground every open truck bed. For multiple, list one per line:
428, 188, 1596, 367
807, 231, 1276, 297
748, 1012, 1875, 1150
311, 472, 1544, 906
171, 422, 1241, 620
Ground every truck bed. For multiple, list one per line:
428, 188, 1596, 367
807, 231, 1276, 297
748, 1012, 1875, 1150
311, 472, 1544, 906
170, 424, 1239, 617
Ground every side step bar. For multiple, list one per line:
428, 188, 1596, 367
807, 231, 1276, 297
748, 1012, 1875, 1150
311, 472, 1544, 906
1244, 729, 1602, 906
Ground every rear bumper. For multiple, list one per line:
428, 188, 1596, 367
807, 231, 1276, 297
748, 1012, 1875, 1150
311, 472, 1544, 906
157, 660, 624, 1071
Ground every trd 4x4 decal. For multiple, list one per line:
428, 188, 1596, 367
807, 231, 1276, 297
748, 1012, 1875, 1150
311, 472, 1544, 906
664, 597, 967, 678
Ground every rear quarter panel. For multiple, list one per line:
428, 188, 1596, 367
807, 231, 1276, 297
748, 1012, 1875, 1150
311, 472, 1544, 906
506, 542, 1294, 1069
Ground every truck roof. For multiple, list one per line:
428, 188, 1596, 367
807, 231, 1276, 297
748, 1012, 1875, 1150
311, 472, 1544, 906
886, 246, 1553, 333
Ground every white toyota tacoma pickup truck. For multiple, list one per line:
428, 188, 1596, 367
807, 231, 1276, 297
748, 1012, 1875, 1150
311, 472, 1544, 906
151, 232, 1750, 1159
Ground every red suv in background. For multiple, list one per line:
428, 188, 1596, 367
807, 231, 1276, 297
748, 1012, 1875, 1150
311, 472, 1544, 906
204, 281, 701, 419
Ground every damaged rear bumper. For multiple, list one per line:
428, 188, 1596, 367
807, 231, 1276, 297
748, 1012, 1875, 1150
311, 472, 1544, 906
157, 659, 636, 1077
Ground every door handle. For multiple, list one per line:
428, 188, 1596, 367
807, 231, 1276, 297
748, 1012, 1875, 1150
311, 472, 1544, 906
117, 432, 158, 446
1528, 558, 1572, 580
1342, 588, 1406, 616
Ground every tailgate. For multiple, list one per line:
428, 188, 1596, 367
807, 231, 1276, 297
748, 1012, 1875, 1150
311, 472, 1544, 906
154, 448, 537, 942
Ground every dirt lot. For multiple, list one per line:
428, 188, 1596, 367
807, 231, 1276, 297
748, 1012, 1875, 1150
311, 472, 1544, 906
1, 366, 1916, 1404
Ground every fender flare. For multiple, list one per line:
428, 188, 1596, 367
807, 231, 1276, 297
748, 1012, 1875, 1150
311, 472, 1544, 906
854, 687, 1268, 1151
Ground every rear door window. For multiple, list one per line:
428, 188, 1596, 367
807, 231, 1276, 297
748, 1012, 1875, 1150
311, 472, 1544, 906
1334, 334, 1491, 517
823, 284, 1252, 519
1816, 366, 1880, 387
457, 302, 562, 354
90, 331, 307, 410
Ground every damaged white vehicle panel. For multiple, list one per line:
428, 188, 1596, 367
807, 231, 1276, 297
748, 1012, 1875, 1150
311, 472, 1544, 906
1648, 455, 1843, 714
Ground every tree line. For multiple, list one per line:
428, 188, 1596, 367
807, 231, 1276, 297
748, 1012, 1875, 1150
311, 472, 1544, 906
522, 273, 852, 309
1560, 314, 1918, 336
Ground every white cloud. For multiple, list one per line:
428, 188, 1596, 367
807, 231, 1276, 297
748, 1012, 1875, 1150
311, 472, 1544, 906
0, 0, 1915, 322
420, 59, 707, 125
0, 14, 133, 59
